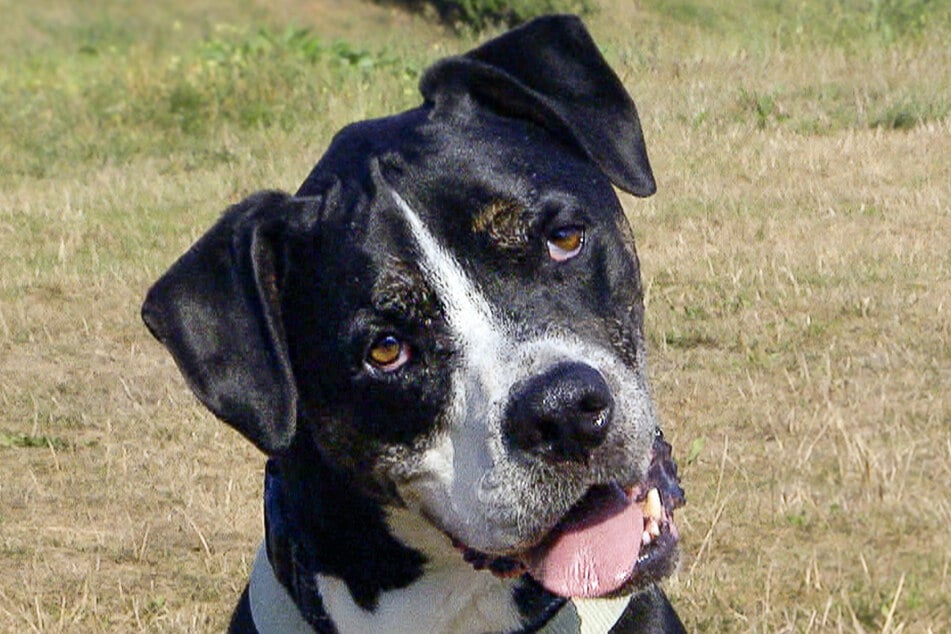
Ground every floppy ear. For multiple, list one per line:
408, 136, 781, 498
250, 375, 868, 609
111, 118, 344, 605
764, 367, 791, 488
142, 191, 316, 455
420, 15, 656, 197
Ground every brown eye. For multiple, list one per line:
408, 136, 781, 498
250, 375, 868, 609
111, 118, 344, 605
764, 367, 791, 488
367, 335, 410, 371
547, 225, 585, 261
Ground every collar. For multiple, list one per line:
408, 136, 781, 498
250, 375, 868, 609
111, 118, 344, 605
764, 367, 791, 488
250, 542, 328, 634
259, 460, 633, 634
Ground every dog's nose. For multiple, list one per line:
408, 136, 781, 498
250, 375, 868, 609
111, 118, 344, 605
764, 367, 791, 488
504, 362, 614, 463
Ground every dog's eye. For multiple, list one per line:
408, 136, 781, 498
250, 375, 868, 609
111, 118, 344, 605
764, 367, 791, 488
547, 225, 585, 262
367, 334, 411, 372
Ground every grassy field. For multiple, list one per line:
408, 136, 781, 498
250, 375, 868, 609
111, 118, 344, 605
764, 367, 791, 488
1, 0, 948, 631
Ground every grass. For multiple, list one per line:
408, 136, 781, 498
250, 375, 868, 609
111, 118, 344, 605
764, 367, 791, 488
1, 0, 948, 631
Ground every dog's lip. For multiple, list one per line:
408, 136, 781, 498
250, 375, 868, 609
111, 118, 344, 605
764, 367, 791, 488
451, 480, 678, 587
451, 430, 685, 595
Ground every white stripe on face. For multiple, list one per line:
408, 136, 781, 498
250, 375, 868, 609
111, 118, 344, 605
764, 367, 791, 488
387, 188, 507, 363
386, 186, 513, 542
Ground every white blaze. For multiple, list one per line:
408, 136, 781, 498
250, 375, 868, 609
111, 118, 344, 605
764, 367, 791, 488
387, 189, 508, 354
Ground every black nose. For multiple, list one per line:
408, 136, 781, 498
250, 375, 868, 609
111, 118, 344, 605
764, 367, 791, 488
504, 362, 614, 463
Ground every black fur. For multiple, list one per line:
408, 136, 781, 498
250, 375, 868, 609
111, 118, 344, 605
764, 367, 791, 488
145, 15, 685, 633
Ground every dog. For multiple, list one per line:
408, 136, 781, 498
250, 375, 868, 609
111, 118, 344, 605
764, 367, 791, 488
142, 15, 686, 634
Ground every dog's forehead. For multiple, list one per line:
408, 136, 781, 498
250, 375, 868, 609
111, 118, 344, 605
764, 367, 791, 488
299, 108, 640, 336
308, 108, 618, 234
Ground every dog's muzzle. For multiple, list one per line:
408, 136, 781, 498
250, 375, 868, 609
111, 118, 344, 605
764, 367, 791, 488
456, 428, 685, 598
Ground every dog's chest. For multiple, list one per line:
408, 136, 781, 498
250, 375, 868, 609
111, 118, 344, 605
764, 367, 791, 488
317, 567, 524, 634
251, 542, 634, 634
321, 505, 529, 633
249, 538, 526, 634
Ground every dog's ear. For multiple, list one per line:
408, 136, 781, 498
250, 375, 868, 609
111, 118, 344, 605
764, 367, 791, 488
142, 191, 316, 455
420, 15, 655, 197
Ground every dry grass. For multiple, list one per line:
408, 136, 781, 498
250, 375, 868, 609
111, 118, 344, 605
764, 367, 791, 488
638, 120, 950, 631
1, 0, 948, 631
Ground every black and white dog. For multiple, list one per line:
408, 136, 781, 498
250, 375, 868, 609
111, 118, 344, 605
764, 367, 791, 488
143, 15, 686, 634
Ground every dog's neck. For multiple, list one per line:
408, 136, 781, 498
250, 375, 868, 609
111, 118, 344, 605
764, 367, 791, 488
262, 456, 566, 633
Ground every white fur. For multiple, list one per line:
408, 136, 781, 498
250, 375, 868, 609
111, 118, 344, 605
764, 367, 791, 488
388, 188, 507, 365
386, 185, 657, 552
249, 534, 631, 634
388, 187, 515, 544
317, 508, 523, 634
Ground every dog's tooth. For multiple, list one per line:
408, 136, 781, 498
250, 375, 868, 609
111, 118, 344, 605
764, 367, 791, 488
647, 517, 661, 538
642, 530, 653, 546
644, 488, 662, 520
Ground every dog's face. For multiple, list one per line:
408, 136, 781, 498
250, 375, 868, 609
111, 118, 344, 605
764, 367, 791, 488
143, 16, 682, 603
298, 114, 655, 551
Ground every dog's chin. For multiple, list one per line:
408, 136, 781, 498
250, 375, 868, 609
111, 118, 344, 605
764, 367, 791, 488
451, 431, 684, 599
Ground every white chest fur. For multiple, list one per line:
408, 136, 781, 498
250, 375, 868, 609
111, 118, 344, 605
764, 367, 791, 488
316, 564, 523, 634
248, 535, 632, 634
248, 534, 524, 634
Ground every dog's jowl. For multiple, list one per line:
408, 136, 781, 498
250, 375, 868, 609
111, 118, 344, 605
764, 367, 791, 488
143, 15, 686, 634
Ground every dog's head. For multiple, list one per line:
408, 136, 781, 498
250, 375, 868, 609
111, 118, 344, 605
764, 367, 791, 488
143, 16, 681, 600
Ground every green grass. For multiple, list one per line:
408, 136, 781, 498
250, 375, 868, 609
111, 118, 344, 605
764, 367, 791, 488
650, 0, 949, 48
0, 20, 421, 179
1, 0, 948, 631
378, 0, 596, 31
0, 433, 70, 450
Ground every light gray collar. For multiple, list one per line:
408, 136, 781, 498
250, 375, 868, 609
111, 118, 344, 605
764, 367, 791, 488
540, 594, 631, 634
250, 543, 316, 634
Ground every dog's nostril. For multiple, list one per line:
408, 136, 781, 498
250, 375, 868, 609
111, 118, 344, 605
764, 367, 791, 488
579, 393, 610, 414
523, 419, 557, 457
504, 362, 614, 463
537, 419, 560, 445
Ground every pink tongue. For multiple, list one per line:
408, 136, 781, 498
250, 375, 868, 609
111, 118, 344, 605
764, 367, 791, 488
526, 486, 643, 598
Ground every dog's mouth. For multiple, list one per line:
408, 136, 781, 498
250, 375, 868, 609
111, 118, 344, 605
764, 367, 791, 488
452, 429, 685, 598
